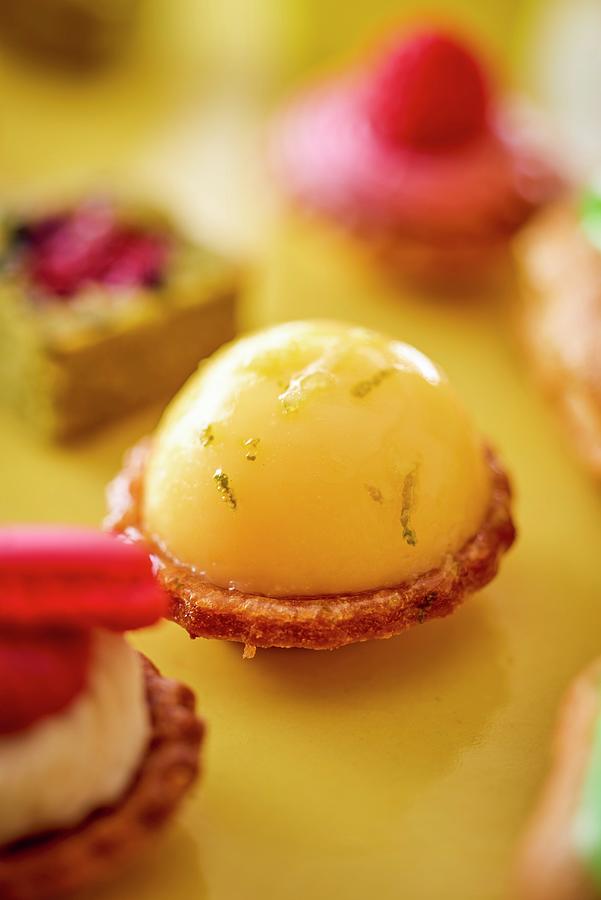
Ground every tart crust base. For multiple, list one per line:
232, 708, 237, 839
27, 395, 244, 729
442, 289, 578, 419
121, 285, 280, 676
106, 439, 515, 652
0, 656, 203, 900
365, 225, 511, 289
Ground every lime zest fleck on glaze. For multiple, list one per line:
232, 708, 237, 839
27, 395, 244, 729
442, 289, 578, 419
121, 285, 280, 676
365, 484, 384, 503
200, 424, 215, 447
278, 365, 335, 414
580, 187, 601, 252
351, 368, 394, 399
213, 468, 237, 509
280, 394, 300, 414
400, 466, 418, 546
243, 437, 260, 461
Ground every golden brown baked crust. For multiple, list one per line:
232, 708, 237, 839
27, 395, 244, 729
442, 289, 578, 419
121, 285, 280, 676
515, 199, 601, 476
105, 439, 515, 652
0, 656, 203, 900
359, 224, 512, 290
513, 661, 601, 900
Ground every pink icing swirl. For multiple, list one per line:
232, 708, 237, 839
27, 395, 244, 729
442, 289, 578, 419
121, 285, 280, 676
272, 76, 561, 244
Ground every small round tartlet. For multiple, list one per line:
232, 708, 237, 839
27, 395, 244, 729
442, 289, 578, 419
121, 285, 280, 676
0, 527, 203, 900
271, 28, 562, 283
515, 185, 601, 477
106, 320, 515, 654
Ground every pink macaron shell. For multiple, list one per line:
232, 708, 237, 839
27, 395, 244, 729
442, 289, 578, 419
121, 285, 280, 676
0, 526, 167, 630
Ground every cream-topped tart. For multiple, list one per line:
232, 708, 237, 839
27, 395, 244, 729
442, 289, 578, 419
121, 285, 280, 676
107, 320, 515, 653
0, 630, 148, 849
0, 527, 203, 900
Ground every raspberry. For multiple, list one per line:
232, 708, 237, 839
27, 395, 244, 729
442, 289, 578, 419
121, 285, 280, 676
0, 627, 91, 735
101, 230, 169, 288
368, 30, 490, 151
29, 204, 116, 296
0, 527, 168, 631
24, 203, 169, 297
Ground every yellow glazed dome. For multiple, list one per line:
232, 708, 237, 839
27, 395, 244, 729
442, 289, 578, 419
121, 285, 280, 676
142, 320, 491, 598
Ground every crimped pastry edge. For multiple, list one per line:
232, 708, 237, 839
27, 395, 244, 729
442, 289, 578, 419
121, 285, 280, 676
105, 438, 515, 652
0, 655, 203, 900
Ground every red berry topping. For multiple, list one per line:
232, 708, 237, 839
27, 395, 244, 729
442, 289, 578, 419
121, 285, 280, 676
0, 627, 91, 735
22, 203, 169, 297
0, 527, 168, 631
101, 231, 168, 288
368, 30, 490, 151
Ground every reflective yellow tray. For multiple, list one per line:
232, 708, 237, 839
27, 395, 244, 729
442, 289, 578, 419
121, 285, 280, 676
0, 5, 598, 890
2, 208, 601, 900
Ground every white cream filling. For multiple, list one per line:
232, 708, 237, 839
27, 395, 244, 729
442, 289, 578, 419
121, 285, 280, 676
0, 630, 150, 847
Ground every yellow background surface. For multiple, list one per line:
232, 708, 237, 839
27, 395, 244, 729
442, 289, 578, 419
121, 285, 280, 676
0, 2, 597, 897
2, 215, 601, 899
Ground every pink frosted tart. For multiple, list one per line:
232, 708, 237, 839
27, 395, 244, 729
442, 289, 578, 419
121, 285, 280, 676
0, 526, 203, 900
272, 28, 562, 284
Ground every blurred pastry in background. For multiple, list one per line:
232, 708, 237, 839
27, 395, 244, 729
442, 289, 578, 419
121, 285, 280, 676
514, 657, 601, 900
525, 0, 601, 180
515, 183, 601, 476
0, 526, 203, 900
106, 320, 515, 655
271, 27, 563, 286
0, 197, 238, 440
0, 0, 141, 70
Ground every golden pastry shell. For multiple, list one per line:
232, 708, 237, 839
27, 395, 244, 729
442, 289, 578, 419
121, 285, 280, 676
105, 439, 515, 654
0, 656, 203, 900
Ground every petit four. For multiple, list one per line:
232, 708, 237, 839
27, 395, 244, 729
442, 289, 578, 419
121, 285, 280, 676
272, 28, 561, 283
0, 526, 203, 900
107, 320, 515, 653
0, 198, 237, 439
515, 187, 601, 476
0, 0, 140, 69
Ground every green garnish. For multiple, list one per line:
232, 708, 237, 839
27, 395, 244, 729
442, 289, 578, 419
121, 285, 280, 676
351, 368, 394, 399
400, 467, 418, 546
581, 187, 601, 251
244, 437, 260, 461
572, 686, 601, 886
365, 484, 384, 503
200, 424, 215, 447
213, 469, 237, 509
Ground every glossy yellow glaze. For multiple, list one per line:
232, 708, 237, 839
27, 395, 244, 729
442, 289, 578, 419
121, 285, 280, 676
142, 320, 489, 596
